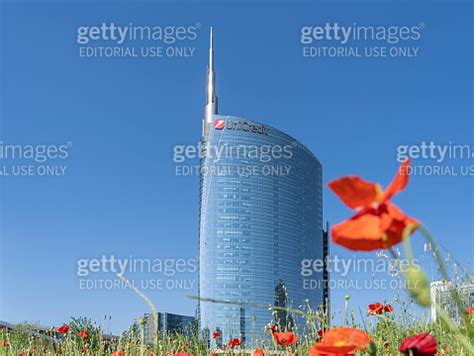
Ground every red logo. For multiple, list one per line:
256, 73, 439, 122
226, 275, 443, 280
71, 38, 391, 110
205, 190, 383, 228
214, 119, 225, 130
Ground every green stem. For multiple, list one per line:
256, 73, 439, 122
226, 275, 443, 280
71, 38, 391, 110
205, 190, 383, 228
140, 323, 145, 356
344, 299, 348, 326
402, 224, 416, 263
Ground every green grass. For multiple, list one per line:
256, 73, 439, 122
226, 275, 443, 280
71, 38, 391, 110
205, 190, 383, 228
1, 299, 473, 355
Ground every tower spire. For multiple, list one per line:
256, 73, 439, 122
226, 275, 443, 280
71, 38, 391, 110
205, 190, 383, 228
205, 27, 218, 125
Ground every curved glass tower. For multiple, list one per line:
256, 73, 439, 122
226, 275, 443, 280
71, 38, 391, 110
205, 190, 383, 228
198, 30, 325, 343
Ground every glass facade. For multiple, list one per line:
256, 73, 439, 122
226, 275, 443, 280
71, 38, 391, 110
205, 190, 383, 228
198, 115, 324, 343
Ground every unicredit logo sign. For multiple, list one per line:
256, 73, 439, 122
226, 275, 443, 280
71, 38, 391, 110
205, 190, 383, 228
213, 118, 268, 135
214, 119, 225, 129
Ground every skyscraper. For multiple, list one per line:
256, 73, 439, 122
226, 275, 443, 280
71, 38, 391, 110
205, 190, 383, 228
198, 29, 327, 343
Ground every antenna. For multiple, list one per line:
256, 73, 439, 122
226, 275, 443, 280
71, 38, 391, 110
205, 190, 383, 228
204, 27, 218, 125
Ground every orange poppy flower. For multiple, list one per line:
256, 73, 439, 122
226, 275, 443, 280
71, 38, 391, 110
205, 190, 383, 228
310, 344, 357, 355
111, 351, 124, 356
309, 327, 370, 355
328, 159, 418, 251
253, 348, 265, 356
273, 331, 298, 346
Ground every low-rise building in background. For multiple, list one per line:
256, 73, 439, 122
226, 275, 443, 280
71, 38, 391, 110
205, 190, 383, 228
137, 312, 196, 344
430, 280, 474, 322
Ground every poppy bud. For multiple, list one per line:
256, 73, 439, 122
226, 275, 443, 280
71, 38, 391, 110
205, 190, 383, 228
366, 341, 377, 355
406, 265, 431, 307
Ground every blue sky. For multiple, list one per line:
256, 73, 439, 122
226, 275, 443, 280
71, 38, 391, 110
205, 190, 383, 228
0, 0, 472, 334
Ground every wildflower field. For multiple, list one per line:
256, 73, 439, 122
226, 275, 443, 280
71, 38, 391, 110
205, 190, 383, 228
2, 160, 473, 355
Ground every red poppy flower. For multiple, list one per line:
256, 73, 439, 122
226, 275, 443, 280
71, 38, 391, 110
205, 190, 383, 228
78, 330, 89, 339
57, 325, 69, 334
328, 159, 419, 251
465, 306, 474, 314
273, 331, 298, 346
253, 348, 265, 356
111, 351, 124, 356
173, 353, 193, 356
399, 333, 437, 356
228, 338, 241, 348
3, 341, 9, 347
212, 331, 221, 339
368, 302, 384, 315
309, 327, 371, 356
368, 302, 394, 315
